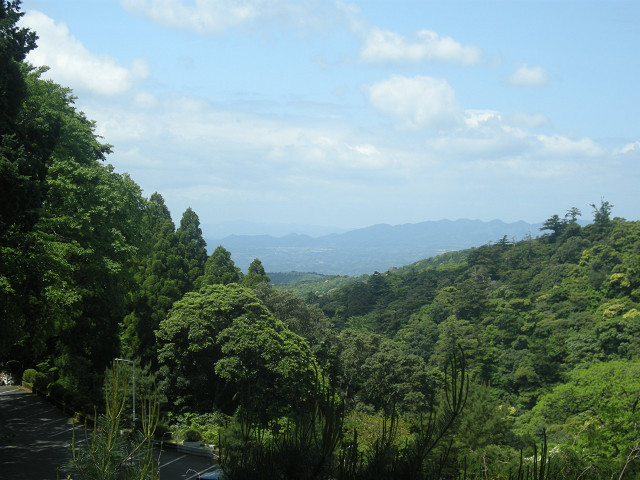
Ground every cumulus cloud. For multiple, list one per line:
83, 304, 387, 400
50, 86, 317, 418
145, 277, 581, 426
508, 64, 549, 87
21, 11, 148, 95
360, 27, 482, 65
366, 75, 461, 130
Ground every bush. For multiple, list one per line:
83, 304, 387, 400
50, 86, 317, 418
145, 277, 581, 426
183, 428, 202, 442
172, 411, 227, 444
22, 368, 37, 385
33, 372, 50, 391
47, 382, 68, 401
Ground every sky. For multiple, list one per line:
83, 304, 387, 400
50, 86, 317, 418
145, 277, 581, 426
18, 0, 640, 233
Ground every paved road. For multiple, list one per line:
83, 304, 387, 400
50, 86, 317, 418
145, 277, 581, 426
0, 385, 221, 479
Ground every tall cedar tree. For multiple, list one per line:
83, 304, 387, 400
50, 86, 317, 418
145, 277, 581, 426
122, 193, 182, 366
198, 245, 242, 287
175, 206, 207, 290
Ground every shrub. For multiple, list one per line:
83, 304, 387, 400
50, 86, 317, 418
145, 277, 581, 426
22, 368, 37, 385
47, 381, 68, 401
172, 411, 227, 444
183, 429, 202, 443
33, 372, 50, 391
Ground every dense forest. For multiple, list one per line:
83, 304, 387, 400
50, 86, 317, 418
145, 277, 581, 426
2, 2, 640, 478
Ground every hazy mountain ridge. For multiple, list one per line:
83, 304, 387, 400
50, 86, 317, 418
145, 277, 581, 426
206, 219, 543, 276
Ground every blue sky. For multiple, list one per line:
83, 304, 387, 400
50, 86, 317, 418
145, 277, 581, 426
19, 0, 640, 233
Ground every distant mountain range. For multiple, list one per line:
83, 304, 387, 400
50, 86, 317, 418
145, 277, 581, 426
205, 219, 544, 276
201, 220, 348, 238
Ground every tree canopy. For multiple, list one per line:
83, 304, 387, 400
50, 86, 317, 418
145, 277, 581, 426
156, 283, 319, 420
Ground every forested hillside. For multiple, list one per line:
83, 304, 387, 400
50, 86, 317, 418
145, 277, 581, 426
2, 3, 640, 478
300, 204, 640, 476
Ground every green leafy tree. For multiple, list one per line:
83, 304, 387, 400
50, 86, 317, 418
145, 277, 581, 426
0, 1, 41, 233
156, 283, 319, 419
0, 2, 45, 359
531, 361, 640, 458
2, 63, 145, 398
336, 329, 437, 413
253, 284, 338, 374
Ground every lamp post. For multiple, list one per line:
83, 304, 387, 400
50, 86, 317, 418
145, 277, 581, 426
115, 358, 135, 425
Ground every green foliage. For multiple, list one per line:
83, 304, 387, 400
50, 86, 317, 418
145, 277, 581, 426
590, 198, 614, 226
253, 284, 339, 374
156, 284, 320, 420
2, 62, 145, 400
122, 194, 197, 366
285, 208, 640, 475
218, 348, 468, 480
175, 207, 208, 289
242, 258, 270, 288
197, 245, 243, 287
22, 368, 36, 384
336, 328, 438, 413
269, 271, 333, 285
530, 361, 640, 458
183, 428, 202, 442
170, 411, 228, 444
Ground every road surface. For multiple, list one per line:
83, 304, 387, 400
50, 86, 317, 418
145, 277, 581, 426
0, 385, 220, 479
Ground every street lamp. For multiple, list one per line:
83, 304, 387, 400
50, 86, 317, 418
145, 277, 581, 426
115, 358, 135, 425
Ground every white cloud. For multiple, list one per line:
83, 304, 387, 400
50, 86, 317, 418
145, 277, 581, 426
425, 117, 604, 164
90, 94, 396, 181
617, 141, 640, 155
507, 112, 550, 129
464, 110, 502, 129
366, 75, 461, 130
534, 134, 603, 157
508, 64, 549, 87
120, 0, 260, 33
120, 0, 344, 34
361, 27, 482, 65
21, 11, 148, 95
